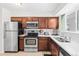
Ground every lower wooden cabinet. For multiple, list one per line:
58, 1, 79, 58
48, 38, 60, 56
51, 43, 59, 56
38, 37, 48, 51
18, 36, 60, 56
38, 37, 60, 56
18, 37, 24, 51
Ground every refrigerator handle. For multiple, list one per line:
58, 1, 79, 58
4, 30, 6, 39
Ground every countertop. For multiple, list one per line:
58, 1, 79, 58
50, 36, 79, 56
19, 34, 79, 56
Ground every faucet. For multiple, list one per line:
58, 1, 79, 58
60, 36, 71, 42
65, 36, 71, 42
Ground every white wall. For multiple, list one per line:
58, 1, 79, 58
0, 7, 3, 53
11, 10, 55, 17
2, 8, 11, 22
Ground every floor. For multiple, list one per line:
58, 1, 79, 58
0, 51, 51, 56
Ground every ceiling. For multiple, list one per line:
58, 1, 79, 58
0, 3, 67, 15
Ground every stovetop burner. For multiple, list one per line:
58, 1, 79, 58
24, 33, 38, 38
25, 36, 38, 38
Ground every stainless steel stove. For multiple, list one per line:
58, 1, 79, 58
24, 29, 38, 52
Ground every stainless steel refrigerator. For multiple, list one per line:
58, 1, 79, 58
4, 22, 18, 52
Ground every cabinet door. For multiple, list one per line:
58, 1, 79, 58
32, 17, 39, 21
51, 43, 59, 56
48, 17, 59, 29
11, 17, 22, 22
48, 38, 52, 51
38, 37, 48, 51
22, 17, 28, 23
19, 37, 24, 51
48, 38, 60, 56
27, 17, 32, 21
38, 17, 47, 29
22, 17, 28, 28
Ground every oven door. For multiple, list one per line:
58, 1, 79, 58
24, 38, 38, 47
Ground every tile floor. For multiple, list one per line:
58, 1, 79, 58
0, 51, 51, 56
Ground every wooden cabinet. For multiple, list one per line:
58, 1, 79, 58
32, 17, 39, 21
22, 17, 28, 28
38, 37, 48, 51
38, 37, 60, 56
48, 38, 52, 51
22, 17, 33, 28
38, 17, 47, 29
11, 17, 22, 22
11, 17, 59, 29
22, 17, 28, 23
18, 37, 24, 51
48, 38, 60, 56
48, 17, 59, 29
51, 42, 60, 56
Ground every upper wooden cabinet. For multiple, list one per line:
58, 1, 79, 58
32, 17, 39, 21
22, 17, 39, 22
22, 17, 28, 23
27, 17, 33, 22
11, 17, 22, 22
11, 17, 59, 29
38, 17, 47, 29
48, 17, 59, 29
22, 17, 34, 22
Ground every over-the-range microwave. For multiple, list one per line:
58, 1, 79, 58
26, 21, 38, 29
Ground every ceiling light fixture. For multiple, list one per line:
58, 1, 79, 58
15, 3, 23, 6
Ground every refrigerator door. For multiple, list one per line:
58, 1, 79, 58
4, 31, 12, 51
11, 31, 18, 51
4, 22, 18, 31
4, 31, 18, 51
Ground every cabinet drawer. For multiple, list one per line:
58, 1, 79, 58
38, 37, 47, 39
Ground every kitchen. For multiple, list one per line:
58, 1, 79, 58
0, 3, 79, 56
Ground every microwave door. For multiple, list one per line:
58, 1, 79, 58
26, 22, 38, 29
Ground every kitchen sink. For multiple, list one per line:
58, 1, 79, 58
53, 37, 70, 43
